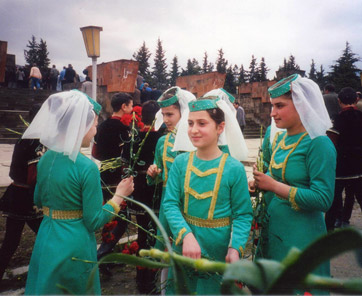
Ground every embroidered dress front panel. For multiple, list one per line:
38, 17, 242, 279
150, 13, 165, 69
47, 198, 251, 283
183, 152, 228, 221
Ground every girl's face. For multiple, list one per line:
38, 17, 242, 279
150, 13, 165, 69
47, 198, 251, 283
187, 110, 224, 150
81, 115, 98, 148
270, 95, 302, 131
161, 105, 181, 132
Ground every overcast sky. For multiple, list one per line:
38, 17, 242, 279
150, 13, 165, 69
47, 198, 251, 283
1, 0, 361, 80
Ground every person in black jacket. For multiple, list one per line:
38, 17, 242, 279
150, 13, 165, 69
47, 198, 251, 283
0, 105, 45, 282
325, 87, 362, 230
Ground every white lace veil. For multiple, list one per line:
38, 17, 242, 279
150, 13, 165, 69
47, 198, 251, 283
173, 96, 248, 161
291, 76, 332, 138
22, 90, 96, 161
154, 86, 196, 131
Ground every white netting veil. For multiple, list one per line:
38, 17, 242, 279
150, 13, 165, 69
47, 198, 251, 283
291, 77, 332, 139
154, 86, 196, 131
22, 90, 95, 161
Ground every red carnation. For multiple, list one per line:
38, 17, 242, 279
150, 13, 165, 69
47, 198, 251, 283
133, 106, 142, 117
129, 241, 139, 254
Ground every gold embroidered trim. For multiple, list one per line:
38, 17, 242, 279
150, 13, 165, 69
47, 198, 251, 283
184, 213, 230, 228
239, 246, 244, 257
269, 132, 308, 183
107, 199, 121, 214
162, 133, 175, 187
43, 206, 83, 220
271, 131, 283, 151
183, 152, 228, 219
175, 227, 187, 246
289, 187, 300, 211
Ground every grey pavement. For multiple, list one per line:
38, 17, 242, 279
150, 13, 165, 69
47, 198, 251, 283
0, 139, 261, 188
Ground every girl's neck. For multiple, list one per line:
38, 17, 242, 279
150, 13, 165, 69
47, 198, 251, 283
287, 124, 306, 136
196, 145, 222, 160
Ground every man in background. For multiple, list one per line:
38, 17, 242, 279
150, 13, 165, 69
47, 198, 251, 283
323, 84, 340, 122
233, 101, 246, 132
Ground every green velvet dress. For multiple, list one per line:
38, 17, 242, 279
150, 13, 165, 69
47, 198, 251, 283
265, 132, 336, 282
25, 150, 119, 295
163, 151, 253, 295
151, 133, 179, 249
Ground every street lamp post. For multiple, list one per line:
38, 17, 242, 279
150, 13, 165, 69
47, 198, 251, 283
80, 26, 103, 101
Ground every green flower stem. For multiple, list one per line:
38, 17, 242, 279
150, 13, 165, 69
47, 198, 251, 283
5, 128, 23, 135
103, 208, 161, 243
304, 274, 362, 294
140, 248, 228, 274
127, 118, 156, 176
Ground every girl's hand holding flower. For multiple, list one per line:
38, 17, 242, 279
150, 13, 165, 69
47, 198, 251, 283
113, 176, 134, 204
147, 164, 162, 179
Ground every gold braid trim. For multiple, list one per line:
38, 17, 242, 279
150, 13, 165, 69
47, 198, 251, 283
190, 166, 219, 177
175, 227, 187, 246
162, 133, 175, 187
184, 152, 195, 214
107, 199, 121, 214
208, 153, 228, 219
43, 206, 83, 220
184, 213, 230, 228
187, 188, 213, 200
271, 131, 283, 151
269, 132, 308, 183
239, 246, 244, 257
288, 187, 300, 211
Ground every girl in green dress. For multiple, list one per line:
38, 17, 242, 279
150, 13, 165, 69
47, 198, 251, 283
22, 90, 134, 295
252, 74, 336, 293
163, 97, 253, 295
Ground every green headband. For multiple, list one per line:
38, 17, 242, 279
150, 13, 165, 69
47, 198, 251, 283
157, 94, 178, 108
268, 74, 299, 98
220, 88, 235, 103
189, 98, 220, 112
72, 89, 102, 115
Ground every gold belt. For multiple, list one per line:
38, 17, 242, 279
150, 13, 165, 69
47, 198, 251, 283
43, 206, 83, 220
184, 213, 230, 228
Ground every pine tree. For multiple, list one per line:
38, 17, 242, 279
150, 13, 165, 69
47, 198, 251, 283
133, 41, 152, 79
238, 64, 247, 84
258, 57, 269, 81
232, 64, 239, 85
24, 35, 39, 66
287, 55, 300, 70
309, 59, 317, 82
248, 55, 258, 83
216, 48, 228, 74
329, 42, 361, 91
152, 38, 168, 90
316, 65, 327, 89
181, 58, 201, 76
202, 52, 214, 73
169, 55, 179, 86
37, 39, 50, 72
224, 65, 236, 93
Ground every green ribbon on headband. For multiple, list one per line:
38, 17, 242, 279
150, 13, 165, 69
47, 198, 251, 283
268, 73, 299, 98
72, 89, 102, 115
220, 88, 235, 103
189, 98, 220, 112
157, 94, 178, 108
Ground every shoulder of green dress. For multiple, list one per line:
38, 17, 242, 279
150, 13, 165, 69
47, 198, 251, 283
310, 135, 335, 150
76, 153, 99, 170
174, 151, 191, 163
225, 153, 245, 169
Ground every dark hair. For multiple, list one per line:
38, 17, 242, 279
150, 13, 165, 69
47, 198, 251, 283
357, 92, 362, 99
85, 76, 91, 82
198, 97, 225, 124
324, 84, 335, 92
159, 88, 180, 110
142, 100, 160, 125
111, 93, 133, 112
338, 87, 357, 105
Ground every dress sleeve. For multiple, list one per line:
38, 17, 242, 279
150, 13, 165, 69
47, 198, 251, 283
290, 136, 336, 212
147, 136, 164, 186
229, 163, 253, 257
163, 157, 192, 245
81, 162, 118, 232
